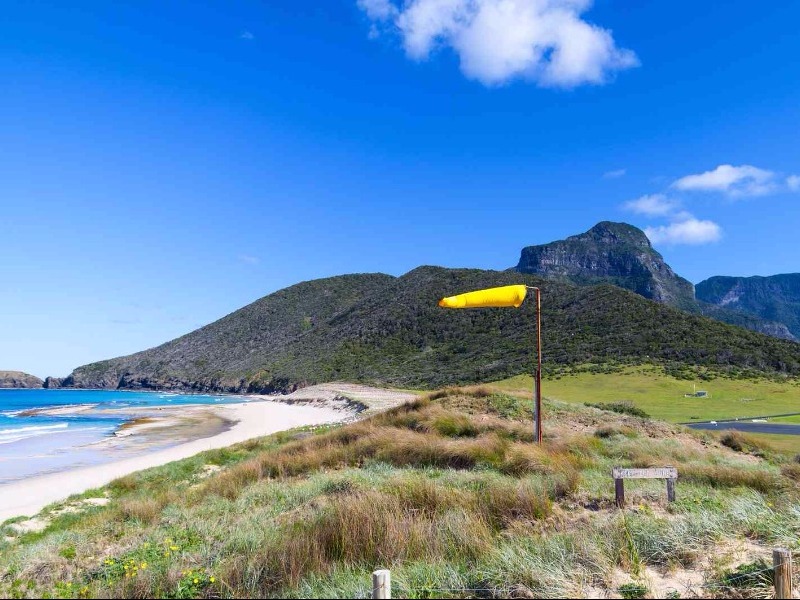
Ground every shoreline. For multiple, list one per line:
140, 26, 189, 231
0, 400, 348, 523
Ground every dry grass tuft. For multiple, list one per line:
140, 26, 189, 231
115, 497, 164, 524
680, 464, 784, 493
780, 462, 800, 483
720, 430, 772, 455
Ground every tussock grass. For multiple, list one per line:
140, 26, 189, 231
1, 390, 797, 599
720, 430, 773, 456
680, 464, 784, 493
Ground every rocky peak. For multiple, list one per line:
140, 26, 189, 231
514, 221, 695, 307
577, 221, 653, 249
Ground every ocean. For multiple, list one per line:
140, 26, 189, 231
0, 389, 242, 484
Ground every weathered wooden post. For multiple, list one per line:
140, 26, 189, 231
615, 477, 625, 508
666, 474, 676, 502
773, 548, 792, 599
372, 569, 391, 599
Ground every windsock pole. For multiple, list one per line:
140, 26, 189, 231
531, 287, 542, 444
438, 283, 543, 444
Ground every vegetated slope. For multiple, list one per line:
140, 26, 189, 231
0, 371, 43, 389
63, 266, 800, 392
63, 273, 396, 392
514, 222, 796, 340
697, 274, 800, 339
2, 388, 798, 599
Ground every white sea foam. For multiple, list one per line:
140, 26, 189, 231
0, 423, 70, 445
0, 423, 69, 436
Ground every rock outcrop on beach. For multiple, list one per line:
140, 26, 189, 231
43, 377, 63, 389
0, 371, 44, 389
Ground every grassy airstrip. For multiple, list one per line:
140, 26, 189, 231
495, 366, 800, 423
493, 366, 800, 454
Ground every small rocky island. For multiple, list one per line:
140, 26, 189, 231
0, 371, 44, 389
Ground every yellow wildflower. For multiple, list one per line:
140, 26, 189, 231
194, 578, 199, 584
210, 576, 215, 583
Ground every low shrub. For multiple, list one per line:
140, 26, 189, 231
585, 401, 650, 419
594, 425, 637, 439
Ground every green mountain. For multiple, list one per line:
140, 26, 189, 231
697, 274, 800, 339
61, 266, 800, 392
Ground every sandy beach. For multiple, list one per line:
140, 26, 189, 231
0, 400, 346, 523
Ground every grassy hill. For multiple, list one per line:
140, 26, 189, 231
2, 387, 798, 598
63, 267, 800, 393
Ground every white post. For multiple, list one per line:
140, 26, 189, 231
372, 569, 391, 599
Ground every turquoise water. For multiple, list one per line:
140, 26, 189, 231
0, 389, 242, 483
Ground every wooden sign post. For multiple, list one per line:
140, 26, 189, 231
612, 466, 677, 508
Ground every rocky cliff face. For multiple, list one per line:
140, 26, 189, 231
0, 371, 44, 389
514, 221, 696, 307
697, 274, 800, 339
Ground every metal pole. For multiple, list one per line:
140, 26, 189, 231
536, 287, 542, 444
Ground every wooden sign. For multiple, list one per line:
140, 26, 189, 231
612, 466, 677, 508
612, 467, 678, 480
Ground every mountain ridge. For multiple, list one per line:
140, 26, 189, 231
697, 274, 800, 339
58, 265, 800, 393
514, 221, 796, 341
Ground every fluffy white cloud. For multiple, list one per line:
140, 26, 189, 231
358, 0, 638, 87
603, 168, 626, 179
644, 217, 722, 246
672, 164, 779, 198
788, 175, 800, 192
240, 31, 255, 40
623, 194, 679, 217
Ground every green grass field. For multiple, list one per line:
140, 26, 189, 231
772, 414, 800, 424
744, 432, 800, 455
492, 366, 800, 423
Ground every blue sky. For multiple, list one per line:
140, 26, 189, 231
1, 1, 799, 377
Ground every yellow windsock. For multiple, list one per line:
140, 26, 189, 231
438, 285, 527, 309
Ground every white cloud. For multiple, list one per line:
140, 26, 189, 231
240, 31, 255, 40
672, 164, 779, 198
603, 168, 626, 179
623, 194, 679, 217
358, 0, 399, 21
358, 0, 638, 87
238, 254, 260, 265
644, 217, 722, 246
787, 175, 800, 192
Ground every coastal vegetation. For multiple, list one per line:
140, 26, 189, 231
2, 386, 798, 598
